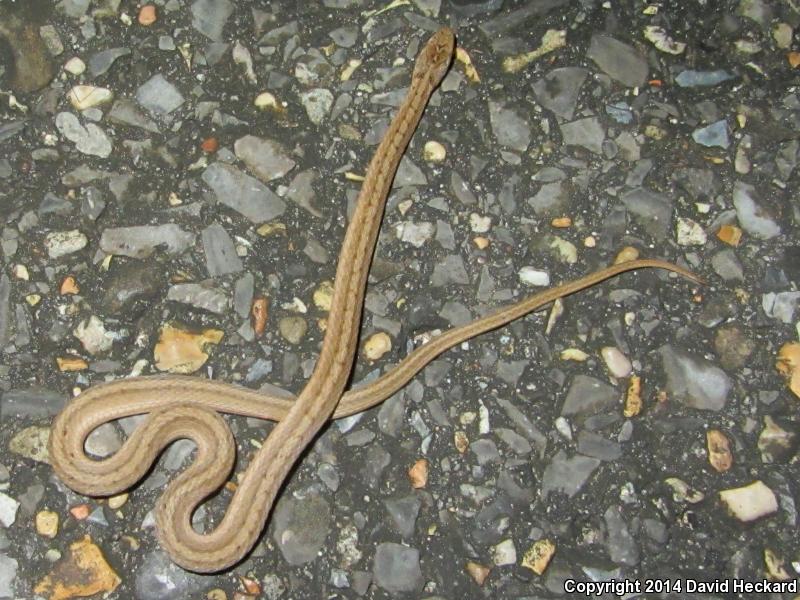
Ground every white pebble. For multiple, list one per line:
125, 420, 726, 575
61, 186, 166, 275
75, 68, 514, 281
519, 267, 550, 286
469, 213, 492, 233
63, 57, 86, 75
67, 85, 113, 110
719, 480, 778, 522
601, 346, 632, 378
423, 140, 446, 162
492, 539, 517, 566
676, 217, 708, 246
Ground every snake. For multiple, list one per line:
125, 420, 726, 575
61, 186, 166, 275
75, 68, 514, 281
48, 27, 703, 573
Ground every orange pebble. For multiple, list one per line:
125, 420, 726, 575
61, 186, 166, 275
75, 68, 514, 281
138, 4, 157, 25
70, 504, 91, 520
201, 137, 219, 153
60, 275, 79, 295
251, 297, 268, 338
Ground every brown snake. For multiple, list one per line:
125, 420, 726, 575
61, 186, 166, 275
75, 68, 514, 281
49, 28, 702, 572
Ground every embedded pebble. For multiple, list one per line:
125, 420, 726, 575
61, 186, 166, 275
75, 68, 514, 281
363, 332, 391, 361
373, 543, 423, 593
423, 140, 446, 162
732, 181, 781, 239
100, 225, 194, 259
719, 481, 778, 522
300, 88, 334, 125
0, 555, 17, 598
234, 135, 296, 182
658, 345, 731, 411
587, 34, 647, 88
167, 282, 230, 314
518, 267, 550, 286
44, 229, 87, 258
202, 162, 287, 223
55, 112, 112, 157
272, 490, 331, 565
279, 317, 307, 345
601, 346, 632, 378
136, 74, 185, 114
0, 493, 19, 527
73, 315, 115, 354
395, 221, 435, 247
676, 217, 708, 246
68, 85, 113, 110
492, 539, 517, 566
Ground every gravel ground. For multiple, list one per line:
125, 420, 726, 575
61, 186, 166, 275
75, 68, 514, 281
1, 0, 799, 598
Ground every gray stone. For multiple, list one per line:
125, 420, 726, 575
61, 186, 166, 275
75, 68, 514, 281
711, 248, 744, 281
532, 67, 588, 120
233, 273, 254, 318
0, 554, 17, 599
692, 120, 729, 148
604, 506, 640, 566
383, 495, 421, 538
201, 223, 243, 276
395, 157, 427, 187
84, 423, 122, 457
373, 543, 423, 594
620, 187, 674, 241
577, 430, 622, 461
528, 181, 569, 216
55, 112, 112, 157
658, 345, 731, 411
495, 427, 532, 455
762, 291, 800, 324
541, 450, 601, 499
272, 489, 332, 565
88, 47, 131, 76
234, 135, 296, 182
587, 35, 647, 88
100, 225, 194, 258
675, 69, 734, 87
560, 117, 605, 154
108, 99, 160, 133
488, 101, 531, 152
732, 181, 781, 239
329, 25, 358, 48
431, 254, 469, 286
134, 551, 204, 599
167, 281, 231, 314
136, 74, 185, 114
202, 162, 286, 223
470, 438, 501, 465
191, 0, 233, 41
300, 88, 333, 125
562, 375, 618, 416
0, 275, 9, 350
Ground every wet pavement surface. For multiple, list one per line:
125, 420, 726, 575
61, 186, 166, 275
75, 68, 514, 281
1, 0, 799, 598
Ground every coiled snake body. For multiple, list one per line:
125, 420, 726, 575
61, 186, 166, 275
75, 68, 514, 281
49, 28, 701, 572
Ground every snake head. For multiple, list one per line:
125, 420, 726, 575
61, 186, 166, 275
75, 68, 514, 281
412, 27, 456, 88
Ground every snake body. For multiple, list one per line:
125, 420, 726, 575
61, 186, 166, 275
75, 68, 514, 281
49, 28, 701, 572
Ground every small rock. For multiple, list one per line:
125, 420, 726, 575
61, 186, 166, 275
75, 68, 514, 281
491, 539, 517, 566
676, 217, 708, 245
719, 480, 778, 522
68, 85, 113, 110
136, 74, 184, 114
373, 543, 423, 593
0, 493, 20, 527
153, 324, 223, 373
300, 88, 333, 125
45, 229, 87, 258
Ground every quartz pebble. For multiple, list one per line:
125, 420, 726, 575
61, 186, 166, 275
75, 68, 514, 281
719, 481, 778, 522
